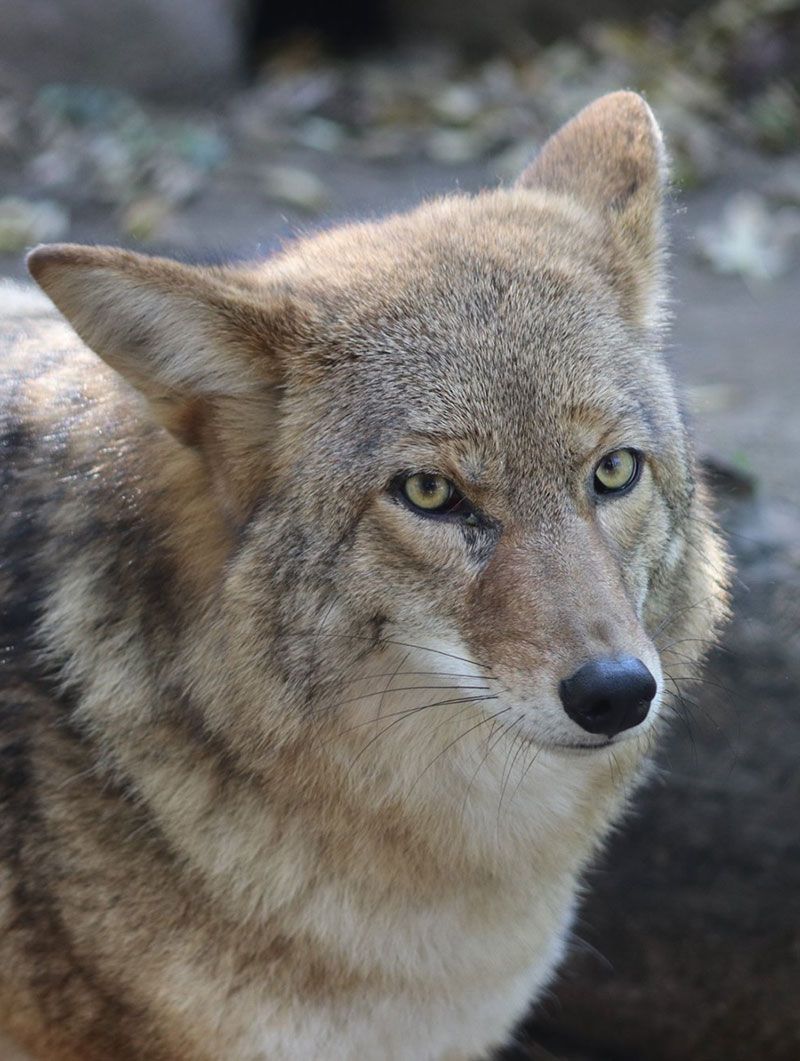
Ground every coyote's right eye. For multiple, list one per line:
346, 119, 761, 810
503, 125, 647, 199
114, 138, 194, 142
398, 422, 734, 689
403, 473, 454, 511
394, 472, 472, 519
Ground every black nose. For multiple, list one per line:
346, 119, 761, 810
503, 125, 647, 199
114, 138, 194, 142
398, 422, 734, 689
559, 657, 657, 738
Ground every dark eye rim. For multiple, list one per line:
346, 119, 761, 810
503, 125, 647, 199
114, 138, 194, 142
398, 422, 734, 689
592, 448, 643, 498
389, 472, 477, 521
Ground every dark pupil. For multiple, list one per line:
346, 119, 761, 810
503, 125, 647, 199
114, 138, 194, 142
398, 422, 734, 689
602, 455, 621, 476
418, 475, 441, 497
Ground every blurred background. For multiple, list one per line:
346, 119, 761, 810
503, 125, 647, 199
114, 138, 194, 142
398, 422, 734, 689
0, 1, 798, 1058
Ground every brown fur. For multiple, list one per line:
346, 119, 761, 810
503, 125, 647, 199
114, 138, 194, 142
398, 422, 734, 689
0, 93, 728, 1060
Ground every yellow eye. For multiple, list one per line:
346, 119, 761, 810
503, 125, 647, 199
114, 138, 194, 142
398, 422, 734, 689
594, 449, 640, 494
402, 473, 454, 512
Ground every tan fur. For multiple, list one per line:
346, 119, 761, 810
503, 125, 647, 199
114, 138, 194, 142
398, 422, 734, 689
0, 93, 728, 1060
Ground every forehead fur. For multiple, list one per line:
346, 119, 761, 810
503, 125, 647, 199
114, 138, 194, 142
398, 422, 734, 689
270, 188, 637, 329
261, 188, 677, 485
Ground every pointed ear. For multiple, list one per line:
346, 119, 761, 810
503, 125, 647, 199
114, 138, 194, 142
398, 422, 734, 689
27, 244, 294, 442
518, 92, 667, 326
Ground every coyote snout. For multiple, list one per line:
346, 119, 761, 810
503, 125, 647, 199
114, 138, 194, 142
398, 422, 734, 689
559, 656, 657, 738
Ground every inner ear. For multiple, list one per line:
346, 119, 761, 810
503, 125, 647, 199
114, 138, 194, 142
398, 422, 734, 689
27, 243, 297, 443
28, 243, 307, 524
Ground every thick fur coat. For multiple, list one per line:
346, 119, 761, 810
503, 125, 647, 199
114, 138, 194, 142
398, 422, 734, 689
0, 93, 727, 1060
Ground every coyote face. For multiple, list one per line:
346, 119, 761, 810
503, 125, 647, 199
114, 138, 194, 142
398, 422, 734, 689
2, 93, 728, 1061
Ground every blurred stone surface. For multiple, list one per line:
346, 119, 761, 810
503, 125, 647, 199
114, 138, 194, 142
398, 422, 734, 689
511, 488, 800, 1061
0, 0, 243, 100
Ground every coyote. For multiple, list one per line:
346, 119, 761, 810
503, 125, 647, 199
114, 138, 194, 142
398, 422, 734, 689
0, 92, 727, 1060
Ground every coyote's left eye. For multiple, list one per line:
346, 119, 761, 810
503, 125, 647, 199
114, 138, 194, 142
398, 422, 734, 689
593, 448, 641, 495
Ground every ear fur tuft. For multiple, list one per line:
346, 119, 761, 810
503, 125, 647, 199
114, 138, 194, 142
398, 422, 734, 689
518, 91, 667, 327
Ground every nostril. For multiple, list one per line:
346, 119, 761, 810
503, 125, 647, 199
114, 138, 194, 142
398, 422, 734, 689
559, 656, 656, 738
585, 697, 612, 721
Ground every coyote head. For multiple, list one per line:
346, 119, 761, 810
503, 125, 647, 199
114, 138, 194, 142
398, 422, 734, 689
29, 93, 727, 825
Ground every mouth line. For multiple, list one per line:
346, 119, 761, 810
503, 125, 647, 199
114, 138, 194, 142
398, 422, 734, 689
547, 739, 617, 753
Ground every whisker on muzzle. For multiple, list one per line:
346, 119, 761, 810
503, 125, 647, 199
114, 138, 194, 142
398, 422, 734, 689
341, 694, 500, 775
